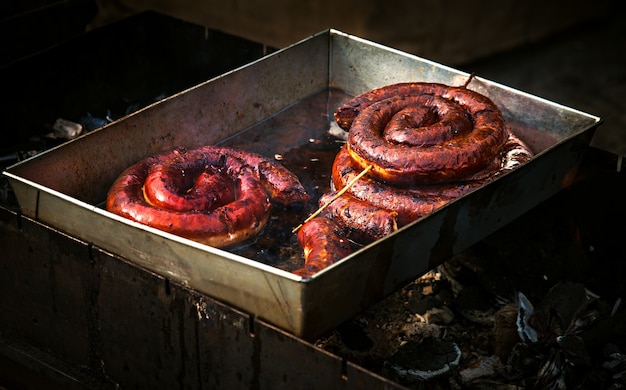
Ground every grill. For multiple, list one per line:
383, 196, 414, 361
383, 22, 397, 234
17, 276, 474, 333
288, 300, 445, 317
0, 8, 609, 389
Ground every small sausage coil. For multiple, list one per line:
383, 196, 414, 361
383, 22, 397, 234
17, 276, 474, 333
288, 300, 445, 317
107, 146, 309, 248
324, 81, 534, 244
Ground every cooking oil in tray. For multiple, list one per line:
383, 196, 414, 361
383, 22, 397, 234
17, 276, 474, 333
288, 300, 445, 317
219, 88, 351, 271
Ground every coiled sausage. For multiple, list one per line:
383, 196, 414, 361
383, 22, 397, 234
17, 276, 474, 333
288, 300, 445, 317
293, 82, 534, 274
107, 146, 309, 248
342, 87, 509, 185
321, 82, 533, 245
330, 131, 533, 232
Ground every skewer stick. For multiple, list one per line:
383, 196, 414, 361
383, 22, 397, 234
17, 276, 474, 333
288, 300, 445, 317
292, 164, 373, 233
462, 72, 476, 88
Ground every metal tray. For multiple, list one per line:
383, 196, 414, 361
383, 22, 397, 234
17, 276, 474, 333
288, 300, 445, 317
3, 29, 601, 339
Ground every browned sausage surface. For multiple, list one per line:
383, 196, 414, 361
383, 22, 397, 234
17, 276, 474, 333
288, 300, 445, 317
107, 146, 309, 248
292, 217, 353, 278
309, 82, 535, 248
335, 82, 493, 131
330, 132, 533, 230
143, 161, 236, 212
343, 87, 509, 185
318, 191, 399, 243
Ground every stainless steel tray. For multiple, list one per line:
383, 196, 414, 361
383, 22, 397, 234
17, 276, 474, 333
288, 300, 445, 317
3, 29, 601, 339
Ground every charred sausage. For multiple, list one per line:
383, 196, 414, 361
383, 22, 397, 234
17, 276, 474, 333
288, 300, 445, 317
319, 191, 399, 243
325, 135, 533, 243
346, 93, 508, 185
331, 144, 449, 226
292, 217, 353, 278
335, 82, 492, 131
107, 146, 309, 248
330, 133, 533, 230
296, 81, 533, 273
382, 95, 472, 146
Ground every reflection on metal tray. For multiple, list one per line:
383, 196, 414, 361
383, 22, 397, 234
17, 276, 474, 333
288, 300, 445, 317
3, 29, 601, 339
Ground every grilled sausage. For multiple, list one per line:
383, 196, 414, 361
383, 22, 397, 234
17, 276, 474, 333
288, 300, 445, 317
107, 146, 309, 248
292, 217, 353, 278
295, 81, 533, 272
335, 82, 490, 131
330, 132, 533, 229
346, 93, 508, 185
382, 95, 472, 146
143, 161, 236, 212
319, 191, 399, 243
331, 144, 448, 226
325, 135, 533, 244
223, 149, 310, 206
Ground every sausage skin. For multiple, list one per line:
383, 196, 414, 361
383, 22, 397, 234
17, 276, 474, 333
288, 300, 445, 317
347, 94, 508, 185
319, 191, 399, 243
292, 217, 353, 278
335, 82, 494, 131
295, 81, 534, 273
330, 133, 533, 230
382, 95, 472, 146
143, 161, 236, 212
107, 146, 309, 248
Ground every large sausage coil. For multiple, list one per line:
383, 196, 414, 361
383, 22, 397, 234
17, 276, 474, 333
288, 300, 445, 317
331, 132, 533, 231
336, 82, 511, 185
312, 81, 534, 249
107, 146, 309, 248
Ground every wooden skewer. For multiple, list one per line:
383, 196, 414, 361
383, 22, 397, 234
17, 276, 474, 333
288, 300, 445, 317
292, 164, 373, 233
462, 72, 476, 88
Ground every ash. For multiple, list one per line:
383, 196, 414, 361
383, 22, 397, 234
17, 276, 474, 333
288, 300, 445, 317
314, 149, 626, 389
